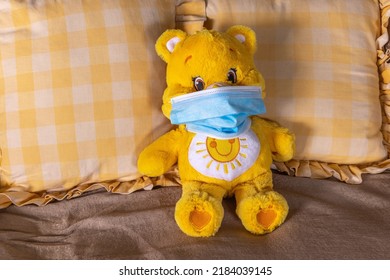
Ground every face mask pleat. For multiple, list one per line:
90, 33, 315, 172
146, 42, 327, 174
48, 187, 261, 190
170, 86, 266, 139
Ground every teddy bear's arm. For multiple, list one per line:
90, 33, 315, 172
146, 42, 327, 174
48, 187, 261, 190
251, 116, 295, 162
137, 129, 182, 177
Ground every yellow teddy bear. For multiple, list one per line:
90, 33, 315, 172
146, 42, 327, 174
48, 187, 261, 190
138, 25, 295, 237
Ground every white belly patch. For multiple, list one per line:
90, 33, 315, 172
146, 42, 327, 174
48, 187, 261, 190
188, 130, 260, 181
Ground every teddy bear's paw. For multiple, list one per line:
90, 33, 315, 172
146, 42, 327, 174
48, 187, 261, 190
189, 209, 212, 230
236, 191, 288, 235
256, 207, 278, 229
175, 191, 224, 237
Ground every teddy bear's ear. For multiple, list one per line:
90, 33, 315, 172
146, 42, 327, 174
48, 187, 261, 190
226, 25, 257, 55
155, 29, 187, 63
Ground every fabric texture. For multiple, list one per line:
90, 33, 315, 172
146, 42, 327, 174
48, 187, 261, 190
1, 171, 389, 259
0, 0, 177, 207
377, 0, 390, 171
175, 0, 206, 35
197, 0, 390, 184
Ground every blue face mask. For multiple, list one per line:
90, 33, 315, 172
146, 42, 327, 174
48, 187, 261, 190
170, 86, 266, 139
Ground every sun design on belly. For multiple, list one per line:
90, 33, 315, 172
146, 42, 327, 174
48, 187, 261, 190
188, 130, 260, 181
195, 137, 248, 174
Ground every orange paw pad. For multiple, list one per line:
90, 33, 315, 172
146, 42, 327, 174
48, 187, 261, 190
190, 210, 211, 230
256, 209, 277, 229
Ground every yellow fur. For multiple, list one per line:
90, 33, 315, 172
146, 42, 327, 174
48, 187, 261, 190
138, 25, 295, 237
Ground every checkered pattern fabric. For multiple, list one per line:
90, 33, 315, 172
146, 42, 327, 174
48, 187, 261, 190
203, 0, 390, 183
0, 0, 175, 192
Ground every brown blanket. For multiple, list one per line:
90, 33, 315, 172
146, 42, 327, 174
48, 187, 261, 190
1, 172, 389, 259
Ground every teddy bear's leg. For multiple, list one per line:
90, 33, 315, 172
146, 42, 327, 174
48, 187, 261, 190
234, 171, 288, 235
175, 181, 226, 237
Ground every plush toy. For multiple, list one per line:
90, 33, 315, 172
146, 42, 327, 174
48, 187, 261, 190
138, 25, 295, 237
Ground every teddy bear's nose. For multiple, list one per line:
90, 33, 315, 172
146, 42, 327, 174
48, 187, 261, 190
207, 82, 231, 89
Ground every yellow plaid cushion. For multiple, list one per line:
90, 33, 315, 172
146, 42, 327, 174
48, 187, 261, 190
203, 0, 390, 183
0, 0, 177, 205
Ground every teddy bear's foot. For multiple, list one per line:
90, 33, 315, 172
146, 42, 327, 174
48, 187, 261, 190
175, 187, 224, 237
236, 191, 288, 235
189, 209, 212, 230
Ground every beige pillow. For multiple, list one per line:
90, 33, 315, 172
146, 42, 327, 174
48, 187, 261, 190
0, 0, 179, 208
194, 0, 389, 183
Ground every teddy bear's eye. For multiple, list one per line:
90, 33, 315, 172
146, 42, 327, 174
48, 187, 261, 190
193, 76, 205, 91
227, 68, 237, 84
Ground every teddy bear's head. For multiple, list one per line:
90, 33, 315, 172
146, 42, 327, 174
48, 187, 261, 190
155, 25, 266, 119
